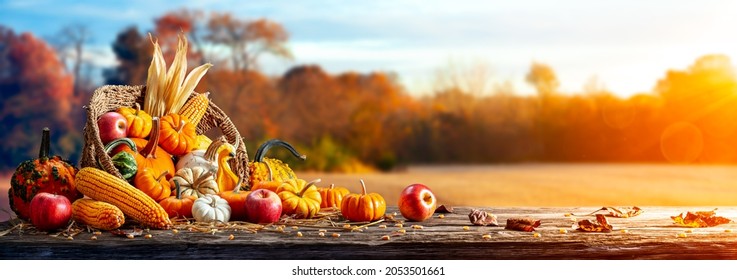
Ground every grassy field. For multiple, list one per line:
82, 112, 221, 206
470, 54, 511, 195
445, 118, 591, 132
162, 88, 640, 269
3, 163, 737, 222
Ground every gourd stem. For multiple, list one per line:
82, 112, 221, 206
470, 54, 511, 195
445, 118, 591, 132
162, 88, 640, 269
233, 177, 244, 193
254, 139, 307, 162
154, 170, 170, 182
140, 117, 160, 159
359, 179, 367, 195
40, 127, 50, 158
301, 179, 322, 196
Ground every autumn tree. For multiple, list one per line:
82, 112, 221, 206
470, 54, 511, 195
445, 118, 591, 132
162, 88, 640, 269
0, 26, 79, 170
207, 13, 292, 72
103, 26, 152, 85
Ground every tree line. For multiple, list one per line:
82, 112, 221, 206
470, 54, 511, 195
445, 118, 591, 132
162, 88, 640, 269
2, 9, 737, 172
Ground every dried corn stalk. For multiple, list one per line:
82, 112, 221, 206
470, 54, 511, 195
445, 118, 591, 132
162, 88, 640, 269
144, 33, 212, 117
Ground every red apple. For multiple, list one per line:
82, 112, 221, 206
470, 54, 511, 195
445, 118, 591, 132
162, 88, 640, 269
398, 183, 437, 222
97, 111, 128, 144
29, 192, 72, 231
245, 189, 282, 224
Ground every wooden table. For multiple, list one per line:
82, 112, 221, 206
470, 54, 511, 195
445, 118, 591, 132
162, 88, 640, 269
2, 206, 736, 260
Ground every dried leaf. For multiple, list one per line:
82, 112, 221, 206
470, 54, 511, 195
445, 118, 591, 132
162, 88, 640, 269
585, 206, 643, 218
110, 228, 144, 238
671, 209, 732, 228
576, 214, 613, 232
435, 205, 454, 213
505, 218, 541, 232
468, 209, 498, 226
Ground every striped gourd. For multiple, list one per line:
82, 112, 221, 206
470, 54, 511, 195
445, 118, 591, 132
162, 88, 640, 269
248, 139, 306, 188
72, 198, 125, 231
75, 167, 172, 229
179, 92, 210, 127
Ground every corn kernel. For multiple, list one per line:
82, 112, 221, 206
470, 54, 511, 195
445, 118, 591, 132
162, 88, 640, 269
144, 234, 152, 239
319, 229, 327, 233
126, 234, 134, 239
559, 229, 568, 234
66, 236, 74, 240
395, 224, 403, 228
412, 225, 424, 229
533, 232, 541, 238
482, 234, 492, 240
378, 225, 387, 229
93, 231, 102, 235
397, 229, 406, 234
463, 226, 470, 231
564, 213, 572, 217
90, 236, 97, 241
438, 214, 445, 219
725, 229, 733, 233
570, 217, 577, 222
318, 232, 325, 237
172, 229, 179, 234
332, 233, 341, 238
228, 234, 234, 240
381, 235, 390, 240
292, 226, 299, 230
677, 233, 687, 238
343, 224, 352, 229
296, 232, 303, 237
684, 229, 693, 233
620, 229, 629, 234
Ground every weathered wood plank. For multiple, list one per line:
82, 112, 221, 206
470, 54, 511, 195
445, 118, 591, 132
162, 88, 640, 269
2, 206, 736, 260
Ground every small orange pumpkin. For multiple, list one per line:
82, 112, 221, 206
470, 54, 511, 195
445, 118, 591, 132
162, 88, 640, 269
277, 179, 322, 219
107, 117, 175, 179
117, 104, 152, 139
159, 180, 196, 219
134, 168, 171, 202
158, 113, 197, 156
340, 179, 386, 222
218, 178, 251, 221
318, 184, 350, 209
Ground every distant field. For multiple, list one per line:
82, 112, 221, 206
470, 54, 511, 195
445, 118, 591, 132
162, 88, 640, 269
3, 164, 737, 222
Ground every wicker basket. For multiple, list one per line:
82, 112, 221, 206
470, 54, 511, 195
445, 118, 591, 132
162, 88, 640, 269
80, 85, 249, 181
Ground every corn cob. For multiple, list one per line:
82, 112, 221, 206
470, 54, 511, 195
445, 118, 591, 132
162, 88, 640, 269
75, 167, 172, 229
179, 92, 210, 127
72, 198, 125, 231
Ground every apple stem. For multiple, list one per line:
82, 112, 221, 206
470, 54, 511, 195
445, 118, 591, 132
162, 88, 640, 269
359, 179, 367, 195
39, 127, 50, 158
140, 117, 160, 159
301, 179, 322, 196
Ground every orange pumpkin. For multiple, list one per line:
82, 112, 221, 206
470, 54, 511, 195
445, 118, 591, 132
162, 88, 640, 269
251, 180, 281, 193
158, 113, 197, 156
107, 117, 176, 179
159, 180, 196, 219
218, 178, 251, 221
318, 184, 350, 209
133, 168, 171, 202
340, 180, 386, 222
277, 179, 322, 219
117, 104, 152, 139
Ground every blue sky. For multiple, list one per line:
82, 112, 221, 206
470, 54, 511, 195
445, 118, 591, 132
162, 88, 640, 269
2, 0, 737, 96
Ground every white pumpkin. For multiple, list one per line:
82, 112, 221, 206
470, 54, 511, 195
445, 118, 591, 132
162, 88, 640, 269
192, 194, 231, 223
170, 167, 219, 198
176, 149, 218, 173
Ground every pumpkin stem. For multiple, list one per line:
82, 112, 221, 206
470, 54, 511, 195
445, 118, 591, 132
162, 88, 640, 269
140, 117, 161, 159
134, 103, 142, 115
154, 170, 170, 182
329, 183, 335, 190
39, 127, 50, 158
177, 120, 186, 134
300, 178, 322, 196
359, 179, 367, 195
254, 139, 307, 162
174, 180, 181, 199
209, 195, 218, 208
265, 161, 274, 181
